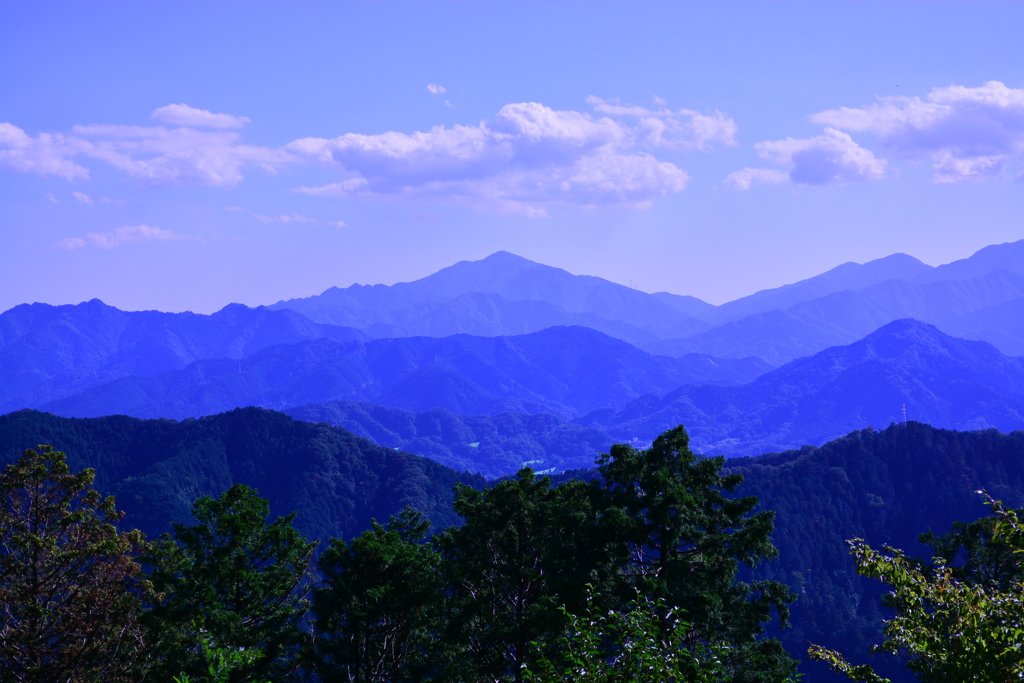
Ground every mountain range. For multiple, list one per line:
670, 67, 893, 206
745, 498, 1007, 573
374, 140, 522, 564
34, 326, 769, 421
267, 240, 1024, 363
4, 239, 1024, 474
0, 299, 366, 414
590, 318, 1024, 456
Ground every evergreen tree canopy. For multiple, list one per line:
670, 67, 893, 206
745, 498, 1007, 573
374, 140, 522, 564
598, 426, 797, 683
311, 508, 442, 683
145, 484, 317, 682
0, 446, 152, 682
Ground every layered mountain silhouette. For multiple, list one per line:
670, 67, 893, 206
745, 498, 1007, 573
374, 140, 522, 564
591, 319, 1024, 456
264, 241, 1024, 365
37, 326, 768, 420
5, 240, 1024, 473
267, 250, 714, 345
0, 299, 366, 413
649, 268, 1024, 364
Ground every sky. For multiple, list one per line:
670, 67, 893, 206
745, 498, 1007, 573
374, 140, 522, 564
1, 1, 1022, 314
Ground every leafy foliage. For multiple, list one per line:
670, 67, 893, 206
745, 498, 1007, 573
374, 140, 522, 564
0, 446, 152, 682
435, 470, 614, 682
808, 493, 1024, 682
523, 587, 729, 683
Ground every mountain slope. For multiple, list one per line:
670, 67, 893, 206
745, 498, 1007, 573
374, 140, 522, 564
285, 401, 617, 478
267, 251, 711, 342
0, 299, 367, 413
648, 267, 1024, 364
710, 252, 933, 323
729, 421, 1024, 682
0, 407, 485, 542
38, 326, 770, 421
594, 319, 1024, 456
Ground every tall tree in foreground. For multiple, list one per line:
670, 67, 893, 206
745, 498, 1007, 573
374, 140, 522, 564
598, 426, 797, 683
436, 470, 613, 683
0, 446, 152, 682
523, 586, 729, 683
809, 493, 1024, 682
145, 484, 317, 683
311, 508, 443, 682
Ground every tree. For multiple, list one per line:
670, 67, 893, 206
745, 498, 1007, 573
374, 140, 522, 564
310, 508, 443, 683
144, 484, 317, 682
597, 426, 797, 683
523, 586, 728, 683
0, 445, 152, 682
809, 492, 1024, 682
436, 470, 613, 683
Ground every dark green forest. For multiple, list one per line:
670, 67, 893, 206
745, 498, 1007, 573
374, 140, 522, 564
2, 409, 1024, 681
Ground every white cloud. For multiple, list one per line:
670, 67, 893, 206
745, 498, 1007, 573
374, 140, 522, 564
0, 123, 91, 180
288, 99, 720, 212
2, 97, 730, 212
71, 123, 289, 187
724, 167, 789, 190
250, 213, 347, 227
72, 191, 93, 205
56, 224, 187, 249
252, 213, 318, 224
751, 128, 887, 186
810, 81, 1024, 182
45, 192, 59, 204
585, 96, 738, 151
151, 103, 251, 129
427, 84, 447, 95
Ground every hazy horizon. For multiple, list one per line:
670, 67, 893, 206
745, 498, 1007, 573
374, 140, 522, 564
2, 1, 1021, 314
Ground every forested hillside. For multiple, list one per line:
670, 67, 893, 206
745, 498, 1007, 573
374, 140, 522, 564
0, 407, 484, 542
3, 408, 1024, 681
285, 400, 616, 478
730, 421, 1024, 681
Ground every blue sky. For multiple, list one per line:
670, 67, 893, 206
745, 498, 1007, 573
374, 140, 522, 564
2, 1, 1022, 313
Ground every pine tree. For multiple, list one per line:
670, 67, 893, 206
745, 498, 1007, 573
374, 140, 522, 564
598, 426, 797, 683
144, 484, 317, 682
0, 446, 152, 682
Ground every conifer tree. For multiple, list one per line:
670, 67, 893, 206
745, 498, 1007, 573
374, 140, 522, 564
144, 484, 316, 682
311, 508, 442, 682
0, 446, 152, 682
597, 426, 797, 683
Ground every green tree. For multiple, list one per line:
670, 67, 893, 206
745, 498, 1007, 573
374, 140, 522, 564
310, 508, 442, 683
0, 445, 152, 682
144, 484, 316, 682
436, 470, 613, 683
597, 426, 796, 683
523, 586, 728, 683
809, 493, 1024, 682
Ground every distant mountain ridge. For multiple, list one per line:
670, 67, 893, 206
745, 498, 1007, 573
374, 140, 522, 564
644, 240, 1024, 363
592, 319, 1024, 456
267, 251, 713, 345
37, 326, 769, 421
263, 241, 1024, 364
0, 299, 366, 413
